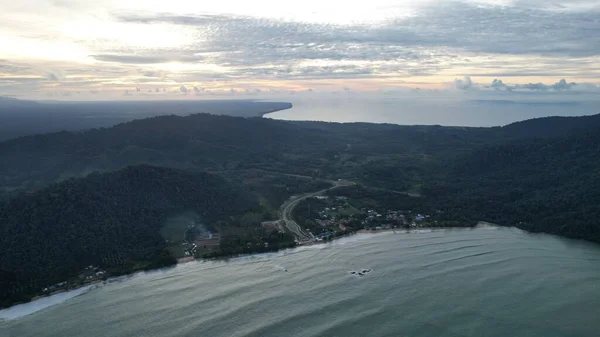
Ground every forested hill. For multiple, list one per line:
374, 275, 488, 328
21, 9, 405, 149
424, 128, 600, 243
0, 99, 293, 141
0, 165, 259, 308
498, 113, 600, 140
4, 113, 600, 199
0, 113, 495, 197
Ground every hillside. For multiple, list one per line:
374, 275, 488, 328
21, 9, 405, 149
499, 114, 600, 140
0, 165, 259, 308
424, 129, 600, 243
2, 111, 600, 310
0, 99, 292, 141
0, 113, 496, 199
11, 112, 600, 200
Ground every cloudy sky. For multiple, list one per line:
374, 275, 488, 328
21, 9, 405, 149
0, 0, 599, 100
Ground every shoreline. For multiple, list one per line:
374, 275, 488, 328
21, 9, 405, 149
356, 222, 494, 235
258, 101, 293, 119
1, 222, 496, 315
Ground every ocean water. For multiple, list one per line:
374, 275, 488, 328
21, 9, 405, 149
2, 226, 600, 337
265, 96, 600, 127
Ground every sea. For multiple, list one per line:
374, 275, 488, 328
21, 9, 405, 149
265, 96, 600, 127
2, 226, 600, 337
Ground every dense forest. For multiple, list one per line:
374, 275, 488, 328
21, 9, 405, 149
0, 99, 292, 141
3, 112, 600, 200
0, 113, 496, 199
1, 111, 600, 308
424, 128, 600, 243
0, 165, 259, 308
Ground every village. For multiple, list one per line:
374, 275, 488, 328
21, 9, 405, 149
180, 219, 221, 259
293, 194, 434, 241
41, 265, 107, 296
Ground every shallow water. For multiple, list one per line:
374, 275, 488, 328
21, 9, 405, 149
3, 227, 600, 337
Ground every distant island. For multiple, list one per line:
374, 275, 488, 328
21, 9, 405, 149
1, 111, 600, 309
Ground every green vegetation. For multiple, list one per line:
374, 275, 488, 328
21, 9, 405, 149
0, 165, 259, 308
424, 129, 600, 243
0, 113, 495, 199
292, 186, 477, 236
219, 170, 333, 212
211, 223, 295, 257
2, 112, 600, 308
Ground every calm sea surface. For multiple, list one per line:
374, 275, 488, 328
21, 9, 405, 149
266, 97, 600, 126
2, 226, 600, 337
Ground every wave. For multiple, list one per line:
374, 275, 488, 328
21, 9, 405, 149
0, 230, 426, 321
0, 284, 98, 321
226, 233, 386, 262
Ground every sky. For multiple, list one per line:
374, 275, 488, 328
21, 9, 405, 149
0, 0, 599, 100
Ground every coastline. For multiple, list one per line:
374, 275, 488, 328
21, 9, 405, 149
1, 222, 495, 316
258, 101, 293, 118
357, 222, 496, 235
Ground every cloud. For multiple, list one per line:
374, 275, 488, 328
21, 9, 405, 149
117, 3, 600, 67
2, 1, 600, 99
550, 79, 575, 90
491, 79, 511, 91
179, 86, 187, 94
92, 54, 201, 64
46, 73, 61, 81
142, 70, 165, 78
454, 76, 473, 90
487, 78, 586, 92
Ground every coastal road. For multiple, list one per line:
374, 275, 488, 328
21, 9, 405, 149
280, 180, 355, 243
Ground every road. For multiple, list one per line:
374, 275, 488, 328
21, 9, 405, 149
211, 168, 419, 241
362, 185, 421, 198
279, 180, 354, 244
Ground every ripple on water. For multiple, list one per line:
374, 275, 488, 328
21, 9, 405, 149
4, 227, 600, 337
